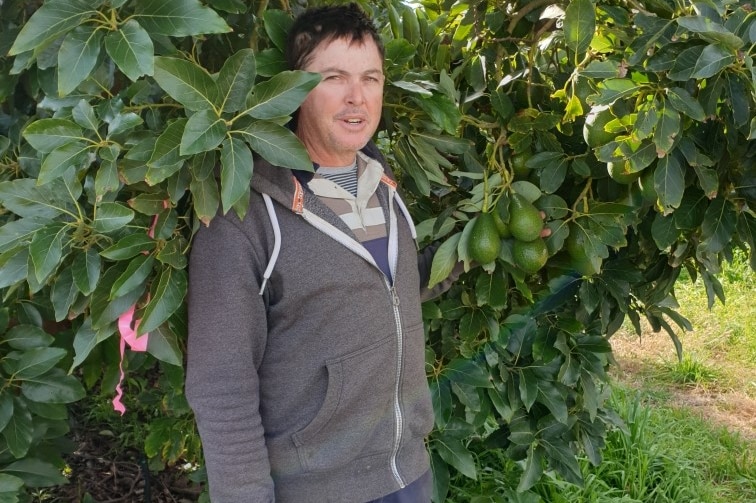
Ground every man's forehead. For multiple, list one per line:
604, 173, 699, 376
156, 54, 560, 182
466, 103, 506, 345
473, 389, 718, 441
312, 36, 381, 58
306, 37, 383, 71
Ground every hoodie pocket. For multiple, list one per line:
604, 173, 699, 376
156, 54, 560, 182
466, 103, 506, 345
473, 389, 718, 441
292, 335, 396, 473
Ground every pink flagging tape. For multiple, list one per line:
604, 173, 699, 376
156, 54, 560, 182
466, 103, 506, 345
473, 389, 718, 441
112, 303, 149, 414
112, 201, 168, 414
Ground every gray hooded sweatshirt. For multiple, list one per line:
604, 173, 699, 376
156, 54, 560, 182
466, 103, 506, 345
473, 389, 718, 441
186, 145, 452, 502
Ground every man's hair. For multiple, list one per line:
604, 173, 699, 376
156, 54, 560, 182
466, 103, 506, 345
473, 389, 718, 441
285, 3, 384, 71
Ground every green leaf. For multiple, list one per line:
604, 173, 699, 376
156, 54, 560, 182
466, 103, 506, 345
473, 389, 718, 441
72, 100, 99, 131
100, 233, 156, 261
668, 45, 703, 81
190, 176, 220, 226
25, 401, 68, 421
414, 132, 471, 155
218, 49, 257, 113
618, 140, 657, 173
238, 120, 311, 171
133, 0, 231, 36
220, 137, 254, 213
94, 202, 134, 233
537, 383, 569, 424
0, 473, 23, 494
4, 325, 53, 351
90, 266, 144, 329
29, 222, 68, 284
70, 248, 101, 295
651, 213, 677, 250
564, 0, 595, 57
429, 233, 461, 288
107, 112, 144, 138
536, 156, 568, 194
2, 458, 68, 487
699, 197, 737, 255
691, 44, 736, 79
653, 99, 680, 156
58, 26, 103, 96
0, 217, 50, 254
414, 94, 462, 136
474, 269, 507, 310
38, 142, 92, 185
22, 119, 83, 153
153, 57, 220, 112
434, 435, 477, 480
655, 153, 685, 212
104, 19, 154, 82
580, 60, 620, 79
676, 16, 743, 50
263, 10, 292, 51
392, 80, 433, 97
544, 441, 583, 486
245, 71, 321, 119
21, 369, 85, 404
394, 139, 430, 196
727, 73, 750, 127
2, 399, 32, 458
0, 393, 13, 433
587, 79, 640, 106
444, 358, 492, 388
667, 87, 706, 121
0, 178, 74, 219
147, 325, 183, 366
156, 237, 187, 269
70, 319, 99, 370
15, 348, 67, 380
0, 249, 29, 290
255, 48, 288, 77
110, 254, 155, 299
51, 268, 78, 321
8, 0, 96, 55
128, 192, 169, 215
517, 444, 545, 493
146, 119, 187, 184
95, 147, 121, 197
138, 268, 187, 335
180, 109, 227, 155
458, 310, 487, 342
675, 190, 708, 230
693, 165, 719, 199
519, 368, 538, 410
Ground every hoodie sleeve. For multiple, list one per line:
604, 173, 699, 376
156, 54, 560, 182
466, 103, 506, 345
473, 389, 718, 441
185, 214, 274, 502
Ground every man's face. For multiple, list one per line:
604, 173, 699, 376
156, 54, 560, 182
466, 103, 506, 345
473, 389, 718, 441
295, 37, 384, 167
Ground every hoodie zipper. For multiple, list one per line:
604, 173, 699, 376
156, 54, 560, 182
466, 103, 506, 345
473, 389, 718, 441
387, 281, 406, 488
299, 188, 407, 489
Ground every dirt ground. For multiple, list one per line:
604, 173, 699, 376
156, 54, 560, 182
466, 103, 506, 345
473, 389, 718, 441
610, 325, 756, 444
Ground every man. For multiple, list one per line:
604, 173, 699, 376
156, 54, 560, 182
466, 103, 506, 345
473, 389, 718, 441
186, 4, 452, 501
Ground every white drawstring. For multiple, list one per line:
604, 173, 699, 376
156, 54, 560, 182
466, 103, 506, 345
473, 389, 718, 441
259, 193, 281, 295
258, 183, 416, 294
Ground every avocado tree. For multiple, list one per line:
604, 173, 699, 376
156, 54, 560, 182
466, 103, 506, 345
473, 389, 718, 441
0, 0, 754, 501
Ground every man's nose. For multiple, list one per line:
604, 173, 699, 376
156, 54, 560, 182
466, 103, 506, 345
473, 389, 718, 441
345, 81, 365, 105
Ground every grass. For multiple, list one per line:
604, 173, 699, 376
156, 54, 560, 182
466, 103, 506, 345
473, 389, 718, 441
446, 386, 756, 503
447, 251, 755, 502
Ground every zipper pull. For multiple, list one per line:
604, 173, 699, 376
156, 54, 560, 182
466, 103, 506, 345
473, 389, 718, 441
390, 286, 400, 307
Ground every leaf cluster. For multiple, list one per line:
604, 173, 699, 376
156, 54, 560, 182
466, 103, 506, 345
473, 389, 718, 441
0, 0, 754, 500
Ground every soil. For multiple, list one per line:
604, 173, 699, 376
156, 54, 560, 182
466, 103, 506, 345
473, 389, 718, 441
610, 326, 756, 444
50, 431, 202, 503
